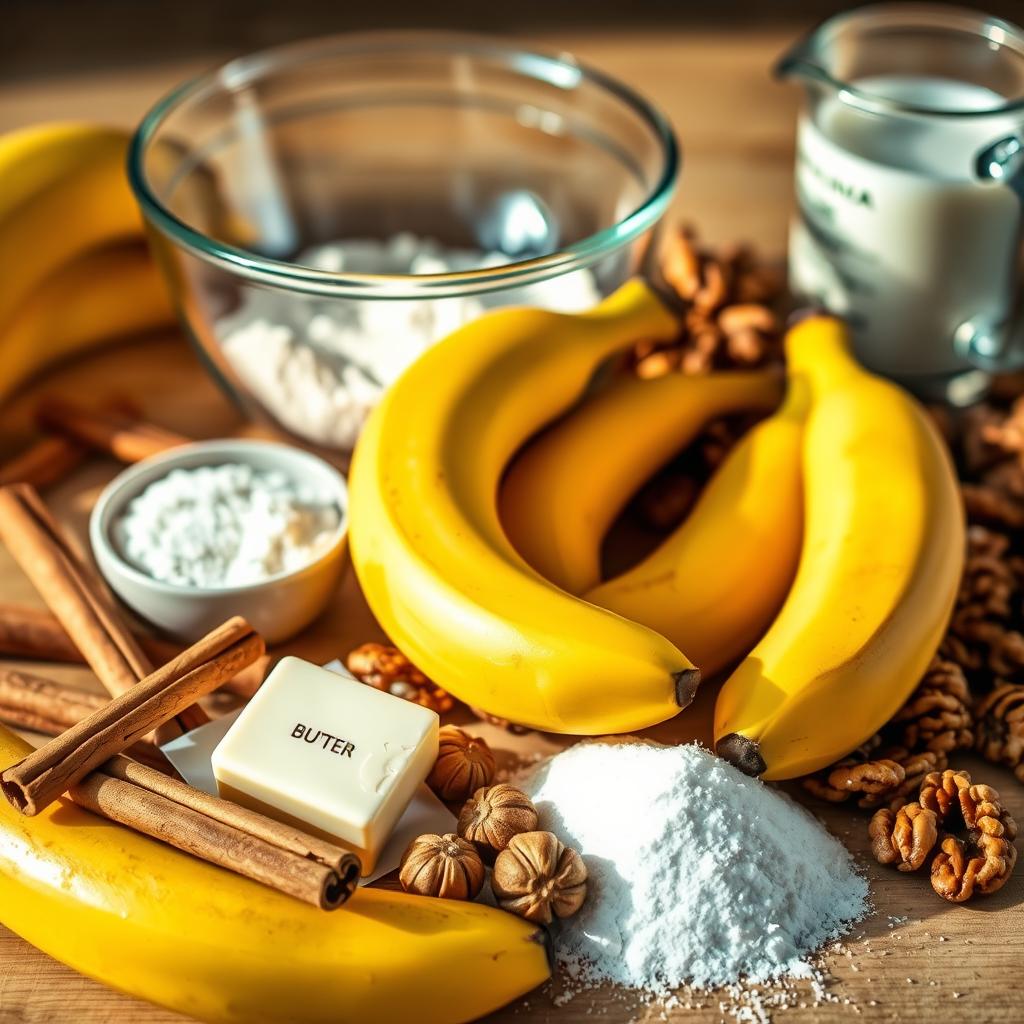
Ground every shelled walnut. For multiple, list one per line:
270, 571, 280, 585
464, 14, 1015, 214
804, 757, 903, 805
491, 831, 588, 924
635, 226, 785, 380
856, 749, 947, 811
931, 832, 1018, 902
346, 643, 454, 713
867, 802, 938, 872
868, 768, 1018, 903
890, 658, 973, 754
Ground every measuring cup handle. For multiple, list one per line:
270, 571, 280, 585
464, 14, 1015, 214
957, 135, 1024, 372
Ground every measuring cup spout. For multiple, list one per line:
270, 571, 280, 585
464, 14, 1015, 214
774, 32, 833, 89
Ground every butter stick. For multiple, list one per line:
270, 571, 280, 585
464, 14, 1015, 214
212, 657, 439, 875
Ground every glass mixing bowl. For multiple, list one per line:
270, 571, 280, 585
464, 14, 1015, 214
129, 32, 679, 454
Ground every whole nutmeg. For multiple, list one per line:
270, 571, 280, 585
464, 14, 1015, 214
457, 783, 539, 853
492, 831, 588, 924
426, 726, 496, 802
399, 833, 485, 900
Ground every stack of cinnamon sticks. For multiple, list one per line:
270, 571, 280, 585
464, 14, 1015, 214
0, 395, 189, 490
0, 616, 360, 909
0, 602, 266, 696
0, 482, 208, 739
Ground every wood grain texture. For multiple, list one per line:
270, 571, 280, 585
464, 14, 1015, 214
0, 26, 1021, 1024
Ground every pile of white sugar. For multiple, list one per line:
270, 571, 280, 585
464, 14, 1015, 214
216, 234, 601, 449
517, 740, 868, 995
116, 463, 340, 588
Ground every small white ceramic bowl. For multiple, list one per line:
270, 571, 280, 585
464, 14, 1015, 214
90, 439, 348, 645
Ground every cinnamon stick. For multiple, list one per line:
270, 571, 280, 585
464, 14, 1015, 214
0, 436, 87, 489
37, 396, 189, 464
1, 617, 263, 815
0, 671, 359, 907
0, 668, 179, 771
1, 708, 81, 736
104, 754, 356, 874
0, 397, 142, 489
0, 484, 208, 736
0, 602, 265, 695
69, 768, 358, 909
0, 667, 106, 728
0, 603, 84, 663
0, 712, 168, 773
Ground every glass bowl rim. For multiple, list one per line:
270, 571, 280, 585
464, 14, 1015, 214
127, 29, 680, 299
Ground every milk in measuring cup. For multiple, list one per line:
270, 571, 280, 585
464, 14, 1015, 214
790, 75, 1022, 381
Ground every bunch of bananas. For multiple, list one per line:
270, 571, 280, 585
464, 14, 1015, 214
351, 283, 965, 775
0, 121, 175, 404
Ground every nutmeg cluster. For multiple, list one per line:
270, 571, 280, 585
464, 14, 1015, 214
399, 727, 588, 923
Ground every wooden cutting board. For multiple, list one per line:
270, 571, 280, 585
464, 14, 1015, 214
1, 29, 1021, 1024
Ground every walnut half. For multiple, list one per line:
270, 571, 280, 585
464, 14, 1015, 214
868, 803, 939, 872
931, 833, 1018, 902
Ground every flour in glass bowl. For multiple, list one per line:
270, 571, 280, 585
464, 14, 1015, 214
216, 234, 602, 450
515, 739, 868, 997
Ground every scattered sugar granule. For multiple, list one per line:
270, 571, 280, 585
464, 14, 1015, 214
517, 739, 868, 995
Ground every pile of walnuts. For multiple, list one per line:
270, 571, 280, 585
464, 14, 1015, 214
870, 768, 1017, 903
803, 384, 1024, 900
634, 225, 786, 378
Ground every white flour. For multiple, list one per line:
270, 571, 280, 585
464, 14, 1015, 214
517, 740, 868, 995
116, 463, 340, 588
217, 234, 602, 449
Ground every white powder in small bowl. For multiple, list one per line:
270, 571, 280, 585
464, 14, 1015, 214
516, 739, 868, 996
116, 462, 341, 589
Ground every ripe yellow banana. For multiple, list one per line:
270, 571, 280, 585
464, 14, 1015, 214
500, 369, 782, 594
0, 723, 549, 1024
714, 316, 965, 780
0, 123, 144, 335
585, 375, 807, 677
349, 279, 701, 734
0, 242, 175, 402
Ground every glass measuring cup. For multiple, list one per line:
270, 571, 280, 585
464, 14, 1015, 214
778, 3, 1024, 403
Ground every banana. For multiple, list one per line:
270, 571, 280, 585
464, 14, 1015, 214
585, 375, 807, 677
500, 369, 782, 594
0, 242, 174, 402
714, 316, 965, 780
0, 723, 550, 1024
349, 280, 701, 735
0, 123, 143, 335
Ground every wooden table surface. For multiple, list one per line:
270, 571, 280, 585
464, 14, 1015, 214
1, 26, 1022, 1024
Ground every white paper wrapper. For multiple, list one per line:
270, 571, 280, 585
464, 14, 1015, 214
161, 660, 455, 884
